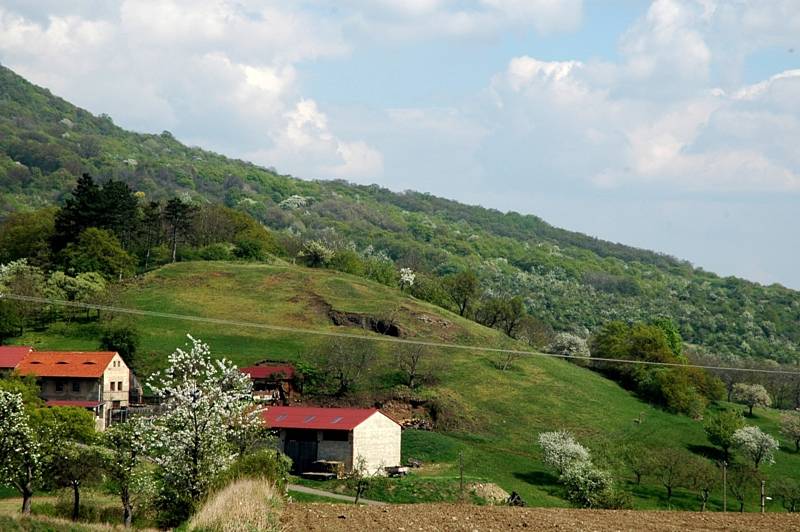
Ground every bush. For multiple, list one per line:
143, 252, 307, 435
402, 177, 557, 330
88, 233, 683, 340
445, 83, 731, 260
199, 243, 235, 261
188, 479, 282, 532
214, 449, 292, 492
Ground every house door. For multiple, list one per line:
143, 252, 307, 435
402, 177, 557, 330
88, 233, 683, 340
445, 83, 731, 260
284, 430, 318, 473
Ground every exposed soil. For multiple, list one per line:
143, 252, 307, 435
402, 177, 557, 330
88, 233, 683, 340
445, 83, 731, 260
328, 309, 404, 337
282, 503, 800, 532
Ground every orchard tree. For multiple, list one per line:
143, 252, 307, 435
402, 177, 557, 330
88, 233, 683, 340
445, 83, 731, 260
0, 391, 40, 514
398, 268, 415, 291
780, 411, 800, 453
728, 464, 759, 512
299, 240, 334, 267
396, 344, 434, 389
651, 448, 692, 508
774, 477, 800, 512
704, 408, 745, 461
732, 383, 771, 416
103, 418, 149, 528
146, 335, 261, 522
46, 442, 106, 521
442, 270, 480, 317
732, 426, 779, 469
688, 456, 718, 512
621, 445, 652, 485
538, 431, 591, 475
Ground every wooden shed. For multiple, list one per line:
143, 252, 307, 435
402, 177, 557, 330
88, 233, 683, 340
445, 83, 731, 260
263, 406, 401, 476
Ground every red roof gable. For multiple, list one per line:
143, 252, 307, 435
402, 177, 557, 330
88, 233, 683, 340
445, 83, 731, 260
16, 351, 118, 378
241, 364, 295, 380
263, 406, 387, 430
0, 346, 33, 369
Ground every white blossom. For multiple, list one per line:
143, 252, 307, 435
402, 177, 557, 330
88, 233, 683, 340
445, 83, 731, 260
145, 335, 262, 502
538, 430, 591, 475
399, 268, 415, 290
733, 426, 779, 468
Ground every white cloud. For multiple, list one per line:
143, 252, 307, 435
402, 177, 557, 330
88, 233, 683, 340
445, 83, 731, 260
338, 0, 582, 39
0, 2, 379, 180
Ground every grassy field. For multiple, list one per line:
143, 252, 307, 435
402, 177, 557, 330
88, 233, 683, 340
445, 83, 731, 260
12, 261, 800, 510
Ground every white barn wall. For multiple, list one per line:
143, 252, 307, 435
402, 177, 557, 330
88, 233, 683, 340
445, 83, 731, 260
352, 412, 401, 475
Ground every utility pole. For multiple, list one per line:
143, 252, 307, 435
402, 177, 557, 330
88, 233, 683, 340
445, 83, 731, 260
761, 480, 766, 513
722, 461, 727, 512
459, 451, 464, 503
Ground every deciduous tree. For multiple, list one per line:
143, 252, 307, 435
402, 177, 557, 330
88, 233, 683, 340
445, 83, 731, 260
0, 391, 40, 514
704, 408, 744, 461
732, 426, 779, 469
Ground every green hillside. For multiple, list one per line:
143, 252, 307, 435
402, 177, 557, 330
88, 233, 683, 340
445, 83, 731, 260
14, 261, 800, 509
1, 64, 799, 365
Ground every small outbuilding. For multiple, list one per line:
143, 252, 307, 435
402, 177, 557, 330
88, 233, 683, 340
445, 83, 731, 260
240, 363, 295, 405
264, 406, 401, 476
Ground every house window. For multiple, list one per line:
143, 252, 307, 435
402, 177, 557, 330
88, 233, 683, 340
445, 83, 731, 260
72, 382, 80, 393
118, 381, 123, 391
111, 382, 116, 391
55, 381, 64, 392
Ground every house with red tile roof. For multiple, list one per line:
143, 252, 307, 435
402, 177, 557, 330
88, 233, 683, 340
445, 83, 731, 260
263, 406, 401, 475
0, 345, 33, 374
15, 350, 131, 430
240, 362, 296, 405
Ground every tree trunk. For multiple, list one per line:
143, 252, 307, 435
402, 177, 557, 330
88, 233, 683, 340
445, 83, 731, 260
635, 472, 641, 485
122, 487, 132, 528
749, 405, 754, 416
739, 502, 744, 512
21, 487, 32, 515
72, 481, 80, 521
171, 226, 178, 263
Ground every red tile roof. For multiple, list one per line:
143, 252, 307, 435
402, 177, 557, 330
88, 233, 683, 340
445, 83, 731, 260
241, 364, 295, 380
263, 406, 388, 430
0, 346, 33, 369
46, 400, 101, 408
16, 352, 117, 378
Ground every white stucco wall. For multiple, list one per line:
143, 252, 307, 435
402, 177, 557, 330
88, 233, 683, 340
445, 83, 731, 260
352, 412, 401, 475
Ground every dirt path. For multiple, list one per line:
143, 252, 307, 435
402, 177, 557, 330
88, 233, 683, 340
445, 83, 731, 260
288, 484, 386, 505
282, 503, 800, 531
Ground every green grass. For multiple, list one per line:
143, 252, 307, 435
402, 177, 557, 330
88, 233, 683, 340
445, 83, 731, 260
13, 260, 800, 510
287, 490, 349, 504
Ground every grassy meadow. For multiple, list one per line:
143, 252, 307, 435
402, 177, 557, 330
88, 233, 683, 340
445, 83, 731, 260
11, 261, 800, 510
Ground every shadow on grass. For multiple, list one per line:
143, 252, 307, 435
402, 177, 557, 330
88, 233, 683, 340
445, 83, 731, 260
512, 470, 559, 486
687, 444, 725, 461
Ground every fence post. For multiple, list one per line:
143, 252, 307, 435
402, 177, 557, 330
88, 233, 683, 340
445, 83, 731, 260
459, 451, 464, 503
722, 461, 727, 512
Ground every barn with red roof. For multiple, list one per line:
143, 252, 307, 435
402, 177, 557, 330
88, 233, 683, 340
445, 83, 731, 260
264, 406, 401, 475
240, 362, 295, 405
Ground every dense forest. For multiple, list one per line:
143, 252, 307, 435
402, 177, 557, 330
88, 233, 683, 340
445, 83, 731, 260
1, 63, 799, 365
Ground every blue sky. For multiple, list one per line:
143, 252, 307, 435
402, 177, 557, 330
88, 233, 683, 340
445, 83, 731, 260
0, 0, 798, 288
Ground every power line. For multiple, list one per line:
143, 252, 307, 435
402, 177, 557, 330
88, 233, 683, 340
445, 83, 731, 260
2, 292, 799, 376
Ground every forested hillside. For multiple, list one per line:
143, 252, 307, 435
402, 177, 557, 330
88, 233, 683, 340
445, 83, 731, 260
1, 64, 799, 363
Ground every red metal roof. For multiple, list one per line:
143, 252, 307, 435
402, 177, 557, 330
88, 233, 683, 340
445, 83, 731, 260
263, 406, 386, 430
16, 352, 117, 378
241, 364, 295, 380
46, 400, 101, 408
0, 346, 33, 369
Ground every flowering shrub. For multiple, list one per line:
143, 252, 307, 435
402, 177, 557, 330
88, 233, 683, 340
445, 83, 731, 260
732, 426, 779, 468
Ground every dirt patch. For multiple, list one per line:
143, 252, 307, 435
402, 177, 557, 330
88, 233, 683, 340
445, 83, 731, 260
282, 503, 800, 532
469, 483, 510, 505
328, 310, 404, 337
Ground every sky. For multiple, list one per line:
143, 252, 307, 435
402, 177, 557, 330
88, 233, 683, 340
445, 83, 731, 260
0, 0, 798, 288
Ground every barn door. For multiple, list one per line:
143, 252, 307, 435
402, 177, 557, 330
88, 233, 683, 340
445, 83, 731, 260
284, 432, 318, 473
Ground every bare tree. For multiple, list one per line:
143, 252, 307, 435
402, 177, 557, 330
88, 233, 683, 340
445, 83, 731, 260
396, 344, 438, 389
317, 337, 375, 397
651, 448, 691, 508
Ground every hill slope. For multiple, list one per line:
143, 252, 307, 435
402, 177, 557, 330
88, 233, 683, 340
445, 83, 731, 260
1, 64, 799, 363
15, 261, 800, 509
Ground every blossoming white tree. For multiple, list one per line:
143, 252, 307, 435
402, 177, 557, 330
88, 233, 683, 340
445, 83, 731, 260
399, 268, 415, 291
146, 335, 262, 507
731, 383, 771, 416
732, 426, 779, 469
0, 390, 40, 514
538, 430, 591, 475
